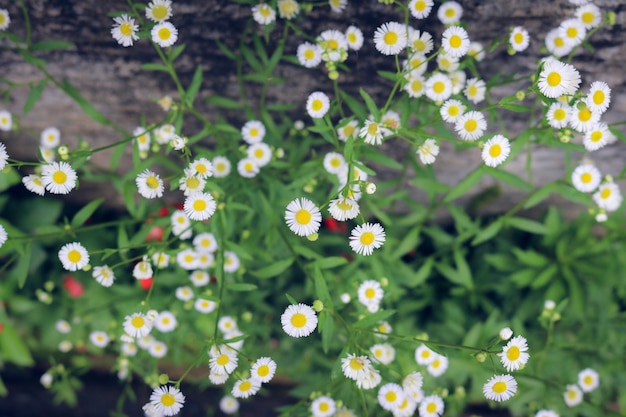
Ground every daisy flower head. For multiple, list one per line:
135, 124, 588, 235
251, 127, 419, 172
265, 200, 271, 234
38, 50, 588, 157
252, 3, 276, 25
93, 265, 115, 287
426, 73, 453, 102
224, 250, 240, 273
306, 91, 330, 119
378, 383, 405, 412
350, 223, 385, 256
151, 22, 178, 48
41, 161, 77, 194
232, 378, 261, 399
136, 169, 164, 199
213, 156, 231, 178
427, 353, 449, 377
195, 298, 217, 314
571, 163, 601, 193
323, 152, 345, 175
437, 54, 460, 74
297, 42, 323, 68
440, 99, 465, 123
337, 119, 359, 142
328, 197, 360, 221
111, 14, 139, 47
437, 1, 463, 25
585, 81, 611, 114
584, 123, 612, 151
370, 343, 395, 365
382, 110, 401, 130
569, 102, 600, 133
250, 357, 276, 383
277, 0, 300, 20
133, 126, 151, 152
404, 74, 426, 98
209, 346, 238, 374
218, 316, 237, 333
483, 374, 517, 402
171, 210, 192, 239
133, 257, 153, 280
149, 341, 168, 358
40, 147, 55, 163
184, 192, 216, 221
545, 28, 573, 58
281, 303, 318, 338
419, 394, 444, 417
537, 59, 581, 98
194, 232, 218, 253
155, 311, 177, 333
360, 120, 392, 146
499, 327, 513, 340
345, 25, 364, 51
311, 395, 336, 417
509, 26, 530, 52
123, 312, 153, 338
285, 197, 322, 237
341, 353, 372, 381
177, 248, 199, 270
0, 142, 8, 170
179, 171, 206, 196
175, 286, 194, 301
318, 29, 348, 57
58, 242, 90, 271
90, 331, 110, 348
415, 343, 436, 365
356, 367, 382, 390
455, 110, 487, 141
395, 397, 418, 417
241, 120, 265, 144
497, 335, 529, 371
409, 0, 434, 19
546, 102, 571, 129
559, 18, 586, 48
464, 77, 486, 104
405, 52, 428, 76
146, 0, 172, 22
188, 157, 213, 179
0, 110, 11, 131
593, 182, 622, 212
219, 396, 239, 414
442, 26, 470, 58
237, 157, 260, 178
402, 371, 424, 397
329, 0, 347, 13
482, 135, 511, 168
536, 410, 559, 417
468, 41, 486, 61
208, 369, 229, 385
155, 124, 175, 144
408, 29, 434, 54
576, 4, 602, 29
0, 224, 6, 249
358, 280, 384, 308
40, 127, 61, 149
374, 21, 407, 56
564, 384, 583, 407
149, 385, 185, 416
578, 368, 600, 392
0, 9, 10, 31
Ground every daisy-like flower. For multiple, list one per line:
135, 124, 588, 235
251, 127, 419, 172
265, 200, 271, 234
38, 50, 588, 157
356, 367, 382, 390
328, 197, 360, 221
0, 110, 11, 131
498, 335, 530, 372
250, 357, 276, 383
306, 91, 330, 119
370, 343, 395, 365
440, 99, 465, 123
593, 182, 622, 212
464, 77, 486, 104
329, 0, 347, 13
419, 394, 444, 417
378, 383, 405, 412
559, 18, 586, 48
40, 127, 61, 149
576, 4, 602, 29
21, 174, 44, 196
155, 124, 175, 144
404, 74, 426, 98
149, 340, 168, 358
136, 169, 164, 199
133, 126, 151, 152
374, 21, 407, 56
442, 26, 470, 58
578, 368, 600, 392
545, 28, 573, 58
219, 396, 239, 414
111, 14, 139, 47
311, 395, 336, 417
237, 157, 260, 178
345, 25, 364, 51
183, 192, 216, 221
213, 156, 231, 178
350, 223, 385, 256
318, 29, 348, 56
188, 157, 213, 179
196, 253, 214, 269
499, 327, 513, 340
281, 303, 318, 338
241, 120, 265, 144
455, 111, 487, 141
0, 143, 8, 171
538, 59, 581, 98
360, 120, 392, 146
285, 197, 322, 237
451, 70, 467, 94
405, 52, 428, 76
218, 316, 237, 334
209, 346, 238, 374
189, 270, 210, 287
146, 0, 173, 22
224, 251, 240, 273
209, 369, 229, 385
437, 1, 463, 24
247, 142, 272, 167
39, 147, 55, 163
151, 22, 178, 48
90, 331, 110, 348
297, 42, 323, 68
427, 354, 449, 377
571, 164, 601, 193
175, 286, 194, 301
193, 232, 218, 253
123, 312, 153, 338
468, 41, 486, 61
323, 152, 345, 175
357, 280, 384, 307
569, 103, 600, 133
402, 372, 424, 397
58, 242, 89, 271
195, 298, 217, 314
585, 81, 611, 114
546, 102, 571, 129
395, 397, 418, 417
342, 354, 372, 381
232, 378, 261, 399
415, 343, 436, 365
93, 265, 115, 287
56, 319, 71, 334
483, 374, 517, 402
564, 384, 583, 407
382, 110, 401, 130
535, 410, 559, 417
509, 26, 530, 52
155, 311, 177, 333
337, 119, 359, 142
436, 53, 460, 72
179, 171, 206, 196
482, 135, 511, 168
252, 3, 276, 25
426, 73, 453, 103
171, 210, 192, 239
277, 0, 299, 20
409, 0, 434, 19
149, 385, 185, 416
41, 161, 77, 194
0, 9, 10, 31
133, 257, 153, 280
408, 29, 434, 54
584, 123, 612, 151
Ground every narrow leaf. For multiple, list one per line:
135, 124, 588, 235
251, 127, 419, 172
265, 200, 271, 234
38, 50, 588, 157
70, 198, 104, 228
250, 257, 294, 279
359, 88, 380, 121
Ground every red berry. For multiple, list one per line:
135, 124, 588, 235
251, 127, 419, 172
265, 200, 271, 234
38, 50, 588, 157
139, 277, 153, 290
145, 226, 164, 242
63, 276, 84, 298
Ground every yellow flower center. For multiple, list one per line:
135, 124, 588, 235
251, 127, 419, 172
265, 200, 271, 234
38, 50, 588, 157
432, 358, 440, 368
547, 72, 561, 87
131, 316, 145, 328
427, 402, 437, 413
506, 346, 520, 361
290, 312, 306, 328
360, 231, 375, 245
445, 8, 455, 18
139, 134, 148, 143
342, 124, 355, 137
385, 391, 397, 402
465, 119, 477, 132
336, 199, 352, 211
196, 163, 207, 173
584, 375, 593, 385
34, 177, 43, 186
593, 90, 605, 105
295, 209, 311, 225
591, 131, 603, 142
384, 31, 398, 46
514, 32, 524, 44
187, 177, 200, 189
53, 171, 67, 184
249, 128, 259, 138
330, 158, 341, 168
161, 393, 176, 407
244, 162, 254, 172
433, 81, 445, 94
580, 172, 592, 184
158, 27, 171, 40
554, 109, 566, 120
566, 27, 578, 38
413, 39, 426, 51
468, 85, 478, 97
193, 199, 207, 212
493, 381, 507, 393
449, 34, 462, 49
579, 109, 592, 122
411, 79, 424, 92
328, 39, 338, 49
152, 5, 169, 20
216, 354, 229, 366
184, 254, 194, 263
280, 2, 296, 15
555, 37, 565, 47
365, 288, 375, 299
448, 106, 459, 117
216, 162, 225, 172
260, 6, 271, 17
582, 12, 594, 25
257, 365, 270, 377
311, 99, 323, 111
349, 357, 364, 370
367, 122, 379, 135
319, 403, 330, 412
489, 144, 502, 158
421, 350, 430, 359
120, 22, 133, 36
68, 250, 82, 263
254, 148, 265, 159
0, 15, 4, 25
601, 188, 611, 199
146, 176, 159, 189
239, 381, 252, 391
415, 1, 426, 11
348, 33, 357, 43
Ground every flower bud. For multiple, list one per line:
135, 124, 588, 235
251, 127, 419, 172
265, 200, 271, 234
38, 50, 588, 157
313, 300, 324, 312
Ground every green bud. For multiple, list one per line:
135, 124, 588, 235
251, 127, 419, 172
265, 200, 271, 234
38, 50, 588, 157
328, 70, 339, 81
515, 91, 526, 101
306, 232, 319, 241
380, 277, 388, 287
158, 374, 170, 385
607, 11, 616, 26
313, 299, 324, 312
58, 145, 69, 156
475, 352, 487, 363
44, 281, 55, 292
507, 47, 515, 56
576, 101, 588, 111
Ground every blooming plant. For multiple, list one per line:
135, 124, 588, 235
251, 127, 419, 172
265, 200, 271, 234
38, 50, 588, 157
0, 1, 625, 416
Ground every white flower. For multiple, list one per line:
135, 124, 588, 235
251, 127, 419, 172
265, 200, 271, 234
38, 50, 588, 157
546, 102, 571, 129
0, 9, 10, 31
571, 164, 601, 193
58, 242, 90, 271
464, 78, 486, 104
417, 139, 439, 165
576, 4, 602, 29
281, 303, 318, 338
583, 123, 612, 151
0, 110, 12, 131
123, 312, 152, 338
189, 270, 210, 287
437, 1, 463, 24
145, 0, 173, 22
41, 161, 77, 194
577, 368, 599, 392
213, 156, 231, 178
455, 111, 487, 141
306, 91, 330, 119
93, 265, 115, 287
237, 157, 260, 178
252, 3, 276, 25
285, 197, 322, 237
323, 152, 345, 175
136, 169, 164, 199
374, 22, 407, 56
133, 257, 153, 280
509, 26, 530, 52
151, 22, 178, 48
358, 280, 384, 308
440, 99, 465, 123
111, 14, 139, 47
482, 135, 511, 167
545, 28, 573, 58
409, 0, 434, 19
415, 343, 436, 365
404, 74, 426, 98
311, 395, 336, 417
593, 182, 622, 212
224, 251, 240, 273
40, 127, 61, 149
149, 340, 168, 358
537, 59, 581, 98
350, 223, 385, 256
408, 29, 433, 54
378, 383, 405, 412
442, 26, 470, 58
209, 345, 238, 374
426, 73, 453, 102
149, 385, 185, 416
345, 25, 364, 50
418, 394, 444, 417
89, 331, 110, 348
328, 197, 359, 221
585, 81, 611, 114
297, 42, 323, 68
155, 311, 178, 333
195, 298, 217, 314
22, 174, 45, 196
564, 384, 583, 407
231, 378, 261, 398
183, 192, 216, 221
241, 120, 265, 144
359, 120, 392, 145
56, 320, 71, 334
427, 353, 449, 377
535, 410, 559, 417
219, 396, 239, 415
370, 343, 395, 365
250, 356, 276, 383
499, 327, 513, 340
247, 142, 272, 167
341, 353, 372, 381
175, 286, 194, 301
277, 0, 299, 19
483, 374, 517, 402
559, 18, 586, 47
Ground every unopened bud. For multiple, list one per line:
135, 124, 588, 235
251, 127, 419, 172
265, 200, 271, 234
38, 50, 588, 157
313, 300, 324, 312
475, 352, 487, 363
158, 374, 170, 385
306, 232, 319, 241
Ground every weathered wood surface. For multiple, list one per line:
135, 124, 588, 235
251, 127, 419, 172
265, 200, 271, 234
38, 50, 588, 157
2, 0, 625, 216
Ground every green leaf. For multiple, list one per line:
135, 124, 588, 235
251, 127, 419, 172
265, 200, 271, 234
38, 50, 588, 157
507, 216, 548, 234
319, 310, 334, 354
509, 268, 536, 287
353, 310, 396, 330
60, 79, 110, 126
12, 243, 31, 288
250, 257, 294, 279
312, 267, 332, 305
225, 283, 258, 292
18, 49, 47, 67
524, 182, 556, 209
499, 102, 531, 112
23, 80, 47, 114
169, 44, 186, 62
407, 256, 433, 287
484, 166, 532, 191
215, 39, 236, 60
241, 44, 263, 72
359, 88, 380, 121
531, 264, 558, 289
340, 91, 366, 120
185, 65, 203, 105
444, 167, 484, 202
0, 323, 34, 367
453, 248, 473, 288
390, 225, 420, 260
512, 248, 549, 267
361, 147, 403, 169
140, 63, 169, 72
70, 198, 104, 228
30, 39, 75, 51
0, 168, 21, 192
376, 71, 398, 82
555, 183, 592, 205
285, 293, 298, 305
205, 95, 245, 109
310, 256, 347, 270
